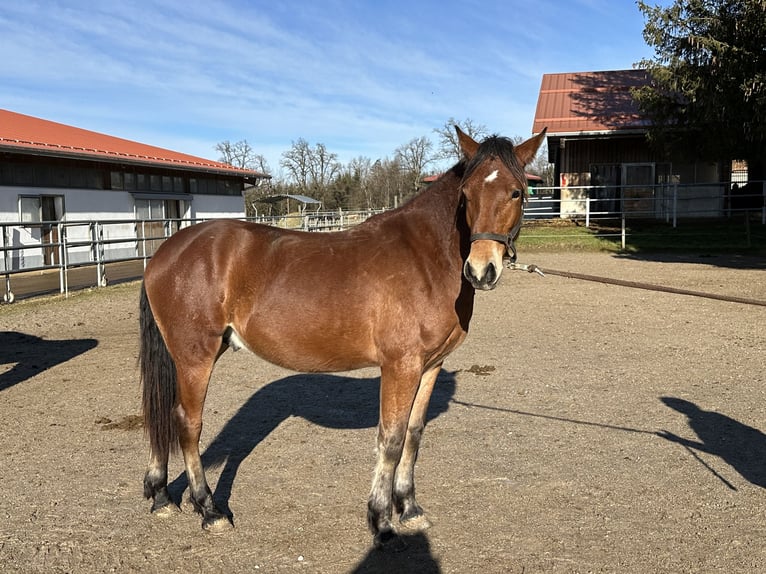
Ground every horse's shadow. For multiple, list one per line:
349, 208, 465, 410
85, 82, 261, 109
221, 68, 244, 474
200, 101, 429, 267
168, 370, 457, 520
659, 396, 766, 489
0, 331, 98, 392
350, 531, 441, 573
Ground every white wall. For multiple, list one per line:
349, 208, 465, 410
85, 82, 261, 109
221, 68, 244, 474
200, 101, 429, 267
1, 187, 245, 271
191, 194, 245, 219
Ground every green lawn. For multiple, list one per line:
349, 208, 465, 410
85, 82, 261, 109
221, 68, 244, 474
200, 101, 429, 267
518, 217, 766, 255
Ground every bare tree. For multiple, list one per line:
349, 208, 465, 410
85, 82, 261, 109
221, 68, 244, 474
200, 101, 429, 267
368, 157, 409, 208
215, 139, 270, 174
395, 136, 434, 198
280, 138, 313, 191
433, 117, 489, 162
346, 156, 374, 209
308, 142, 341, 191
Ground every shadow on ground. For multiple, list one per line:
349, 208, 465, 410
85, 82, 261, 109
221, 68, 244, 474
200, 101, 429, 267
350, 531, 440, 573
0, 331, 98, 392
659, 396, 766, 489
169, 370, 457, 519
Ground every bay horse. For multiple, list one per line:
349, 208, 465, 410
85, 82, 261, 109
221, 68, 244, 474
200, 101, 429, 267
139, 126, 546, 548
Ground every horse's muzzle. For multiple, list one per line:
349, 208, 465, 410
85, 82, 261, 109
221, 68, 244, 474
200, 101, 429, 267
463, 259, 500, 290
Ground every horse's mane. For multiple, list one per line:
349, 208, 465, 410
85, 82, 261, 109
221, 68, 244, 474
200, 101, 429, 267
460, 135, 528, 200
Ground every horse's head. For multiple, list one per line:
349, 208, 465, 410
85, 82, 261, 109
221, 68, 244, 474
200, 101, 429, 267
457, 126, 547, 290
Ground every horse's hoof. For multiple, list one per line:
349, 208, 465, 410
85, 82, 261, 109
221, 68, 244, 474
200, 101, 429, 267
399, 513, 432, 532
202, 515, 233, 534
151, 502, 180, 518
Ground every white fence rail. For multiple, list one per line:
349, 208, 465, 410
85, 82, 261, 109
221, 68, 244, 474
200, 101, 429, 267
526, 181, 766, 225
1, 183, 764, 302
1, 209, 383, 302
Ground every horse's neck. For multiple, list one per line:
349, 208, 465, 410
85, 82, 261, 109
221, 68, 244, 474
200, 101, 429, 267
403, 171, 466, 248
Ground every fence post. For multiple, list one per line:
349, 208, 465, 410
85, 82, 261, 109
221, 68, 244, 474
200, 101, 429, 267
672, 184, 678, 228
585, 191, 590, 228
61, 225, 69, 296
621, 212, 626, 250
141, 220, 148, 270
2, 225, 13, 303
94, 221, 107, 288
762, 181, 765, 225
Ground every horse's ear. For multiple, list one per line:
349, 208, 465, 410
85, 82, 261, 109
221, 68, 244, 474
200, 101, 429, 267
456, 126, 480, 160
514, 128, 547, 166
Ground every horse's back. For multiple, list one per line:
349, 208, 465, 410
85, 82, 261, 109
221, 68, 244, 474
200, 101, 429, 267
142, 219, 385, 369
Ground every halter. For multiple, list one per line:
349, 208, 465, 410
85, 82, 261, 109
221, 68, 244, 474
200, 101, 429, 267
469, 210, 524, 263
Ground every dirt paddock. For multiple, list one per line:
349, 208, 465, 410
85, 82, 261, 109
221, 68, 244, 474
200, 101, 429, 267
1, 252, 765, 573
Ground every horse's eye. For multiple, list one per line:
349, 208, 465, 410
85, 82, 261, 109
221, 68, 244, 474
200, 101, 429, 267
511, 189, 521, 199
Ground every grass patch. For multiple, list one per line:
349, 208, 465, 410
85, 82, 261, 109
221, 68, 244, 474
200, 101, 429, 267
518, 216, 766, 255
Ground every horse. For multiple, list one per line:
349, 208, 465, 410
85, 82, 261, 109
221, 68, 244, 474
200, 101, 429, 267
139, 126, 546, 548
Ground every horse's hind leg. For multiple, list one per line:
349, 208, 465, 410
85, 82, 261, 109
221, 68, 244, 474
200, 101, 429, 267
393, 364, 440, 530
175, 360, 231, 532
144, 449, 175, 516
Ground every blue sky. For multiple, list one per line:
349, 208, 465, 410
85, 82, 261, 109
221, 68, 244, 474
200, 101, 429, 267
1, 0, 655, 177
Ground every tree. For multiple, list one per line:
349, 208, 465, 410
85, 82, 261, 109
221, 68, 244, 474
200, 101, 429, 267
433, 117, 489, 162
215, 139, 270, 174
279, 139, 342, 199
395, 136, 434, 199
368, 157, 410, 208
634, 0, 766, 177
345, 156, 374, 209
307, 142, 341, 192
280, 138, 313, 191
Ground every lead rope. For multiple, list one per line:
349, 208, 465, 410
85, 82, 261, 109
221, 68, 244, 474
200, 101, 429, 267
505, 259, 766, 307
506, 260, 545, 277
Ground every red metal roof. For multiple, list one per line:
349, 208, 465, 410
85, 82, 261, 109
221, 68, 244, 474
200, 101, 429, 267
0, 109, 268, 178
532, 70, 651, 136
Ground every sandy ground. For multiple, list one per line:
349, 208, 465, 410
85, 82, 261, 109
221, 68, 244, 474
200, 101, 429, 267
1, 251, 765, 573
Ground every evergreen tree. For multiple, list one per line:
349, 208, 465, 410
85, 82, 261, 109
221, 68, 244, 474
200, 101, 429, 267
634, 0, 766, 177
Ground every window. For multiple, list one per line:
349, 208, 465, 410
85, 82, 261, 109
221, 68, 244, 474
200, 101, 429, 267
18, 195, 64, 223
135, 198, 164, 219
110, 171, 123, 190
19, 196, 41, 223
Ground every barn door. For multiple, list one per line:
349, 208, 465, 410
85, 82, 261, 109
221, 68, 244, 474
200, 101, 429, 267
622, 163, 655, 216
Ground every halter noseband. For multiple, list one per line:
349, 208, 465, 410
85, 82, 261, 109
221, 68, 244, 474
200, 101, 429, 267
469, 213, 524, 263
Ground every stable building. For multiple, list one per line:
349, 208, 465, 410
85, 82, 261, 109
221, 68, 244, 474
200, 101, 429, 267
0, 109, 269, 270
532, 70, 726, 218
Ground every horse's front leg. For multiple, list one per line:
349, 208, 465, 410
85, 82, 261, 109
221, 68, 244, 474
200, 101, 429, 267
368, 361, 422, 549
393, 363, 441, 530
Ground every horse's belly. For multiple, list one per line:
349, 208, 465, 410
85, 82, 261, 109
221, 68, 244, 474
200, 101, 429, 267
238, 322, 378, 374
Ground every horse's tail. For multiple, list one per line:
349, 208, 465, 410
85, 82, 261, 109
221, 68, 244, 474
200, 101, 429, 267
139, 282, 179, 460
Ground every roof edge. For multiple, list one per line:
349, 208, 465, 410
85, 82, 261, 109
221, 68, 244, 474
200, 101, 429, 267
0, 142, 270, 179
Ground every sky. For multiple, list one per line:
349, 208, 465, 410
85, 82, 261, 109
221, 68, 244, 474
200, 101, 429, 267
0, 0, 656, 177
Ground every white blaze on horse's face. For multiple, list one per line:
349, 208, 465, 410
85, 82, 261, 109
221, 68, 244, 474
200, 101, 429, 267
462, 158, 524, 291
